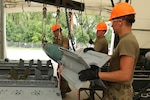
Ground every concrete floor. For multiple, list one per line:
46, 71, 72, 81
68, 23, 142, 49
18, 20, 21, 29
63, 82, 103, 100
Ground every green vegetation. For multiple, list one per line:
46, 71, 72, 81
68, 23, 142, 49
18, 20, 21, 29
6, 11, 111, 44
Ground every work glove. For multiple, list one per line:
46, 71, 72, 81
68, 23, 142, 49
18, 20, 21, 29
78, 65, 99, 81
89, 39, 94, 44
83, 47, 95, 53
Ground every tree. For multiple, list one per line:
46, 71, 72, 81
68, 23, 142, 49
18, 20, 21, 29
6, 11, 109, 44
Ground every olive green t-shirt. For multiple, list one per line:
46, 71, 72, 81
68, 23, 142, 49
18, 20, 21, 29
53, 35, 69, 49
94, 36, 108, 54
109, 32, 139, 85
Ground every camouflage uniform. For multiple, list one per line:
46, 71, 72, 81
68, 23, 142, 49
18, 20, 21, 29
87, 36, 108, 100
102, 32, 139, 100
53, 35, 71, 96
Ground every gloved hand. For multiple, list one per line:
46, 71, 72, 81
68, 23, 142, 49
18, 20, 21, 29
83, 47, 95, 53
89, 39, 94, 44
78, 65, 99, 81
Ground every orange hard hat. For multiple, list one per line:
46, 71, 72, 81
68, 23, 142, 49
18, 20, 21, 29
51, 24, 61, 32
109, 2, 136, 20
96, 22, 107, 31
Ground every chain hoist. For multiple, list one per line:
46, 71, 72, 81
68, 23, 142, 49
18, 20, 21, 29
42, 4, 47, 42
26, 0, 31, 7
56, 7, 60, 24
69, 11, 73, 33
65, 8, 76, 51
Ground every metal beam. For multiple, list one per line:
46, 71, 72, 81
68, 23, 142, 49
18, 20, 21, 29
0, 0, 7, 59
25, 0, 85, 11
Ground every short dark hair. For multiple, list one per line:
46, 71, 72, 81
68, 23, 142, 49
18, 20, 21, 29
123, 14, 135, 24
112, 14, 135, 25
54, 28, 62, 32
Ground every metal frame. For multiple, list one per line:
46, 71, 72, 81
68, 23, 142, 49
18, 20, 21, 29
25, 0, 85, 11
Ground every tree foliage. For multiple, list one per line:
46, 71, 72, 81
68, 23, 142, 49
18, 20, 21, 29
6, 11, 109, 44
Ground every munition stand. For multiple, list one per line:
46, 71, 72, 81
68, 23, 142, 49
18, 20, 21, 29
0, 59, 62, 100
78, 65, 109, 100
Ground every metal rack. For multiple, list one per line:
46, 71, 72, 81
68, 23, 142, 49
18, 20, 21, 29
0, 59, 62, 100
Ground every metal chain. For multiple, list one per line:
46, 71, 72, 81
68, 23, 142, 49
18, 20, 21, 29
69, 11, 72, 32
42, 4, 47, 41
56, 7, 60, 24
68, 11, 76, 49
65, 8, 75, 51
79, 0, 89, 47
43, 5, 47, 19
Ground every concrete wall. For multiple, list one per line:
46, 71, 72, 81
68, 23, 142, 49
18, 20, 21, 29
133, 30, 150, 48
132, 0, 150, 30
132, 0, 150, 48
